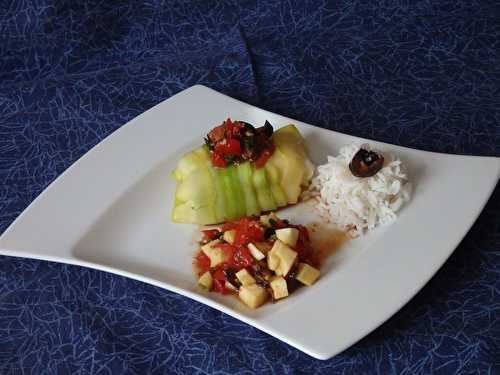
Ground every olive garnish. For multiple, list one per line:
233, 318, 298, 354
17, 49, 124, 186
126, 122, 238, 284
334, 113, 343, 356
349, 148, 384, 177
223, 268, 240, 288
241, 121, 256, 137
262, 120, 274, 137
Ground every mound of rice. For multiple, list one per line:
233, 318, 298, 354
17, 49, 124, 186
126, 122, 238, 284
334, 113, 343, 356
310, 143, 411, 236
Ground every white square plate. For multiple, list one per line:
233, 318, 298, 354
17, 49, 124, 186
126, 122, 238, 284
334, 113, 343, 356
1, 85, 499, 360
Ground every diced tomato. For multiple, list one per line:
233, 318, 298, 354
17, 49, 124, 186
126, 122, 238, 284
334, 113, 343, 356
224, 118, 235, 133
215, 239, 254, 269
208, 124, 226, 143
211, 268, 230, 294
254, 146, 275, 168
231, 247, 254, 268
212, 268, 226, 281
202, 229, 220, 241
215, 138, 242, 156
211, 152, 227, 167
194, 251, 211, 275
233, 217, 264, 246
224, 118, 244, 138
216, 243, 237, 259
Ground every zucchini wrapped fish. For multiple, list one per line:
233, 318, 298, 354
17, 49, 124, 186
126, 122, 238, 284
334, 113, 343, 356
172, 119, 314, 224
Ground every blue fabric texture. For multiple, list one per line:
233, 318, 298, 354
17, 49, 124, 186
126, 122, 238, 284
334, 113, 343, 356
1, 1, 499, 373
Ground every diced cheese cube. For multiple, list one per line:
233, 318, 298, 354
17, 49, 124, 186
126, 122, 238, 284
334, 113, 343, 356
198, 271, 213, 290
201, 239, 220, 252
267, 251, 280, 271
295, 263, 320, 286
239, 284, 268, 308
201, 239, 227, 267
224, 281, 238, 292
248, 243, 265, 260
275, 228, 299, 247
235, 269, 256, 286
267, 240, 298, 276
270, 277, 288, 300
223, 229, 236, 244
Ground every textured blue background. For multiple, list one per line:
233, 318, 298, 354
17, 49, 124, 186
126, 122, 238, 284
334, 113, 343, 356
1, 1, 499, 373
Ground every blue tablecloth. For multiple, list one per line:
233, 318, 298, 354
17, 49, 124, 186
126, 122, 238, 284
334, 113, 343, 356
1, 1, 499, 373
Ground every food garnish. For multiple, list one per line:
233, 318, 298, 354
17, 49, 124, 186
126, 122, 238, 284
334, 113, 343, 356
194, 214, 321, 309
349, 148, 384, 177
205, 119, 275, 168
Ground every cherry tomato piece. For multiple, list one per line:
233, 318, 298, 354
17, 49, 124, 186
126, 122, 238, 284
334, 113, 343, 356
254, 146, 275, 168
232, 247, 254, 268
211, 152, 227, 167
211, 268, 230, 294
224, 118, 244, 138
215, 138, 242, 156
233, 218, 264, 246
194, 251, 211, 275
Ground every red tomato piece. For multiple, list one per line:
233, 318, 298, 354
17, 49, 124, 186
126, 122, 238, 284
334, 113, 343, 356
224, 118, 235, 133
211, 268, 230, 294
232, 247, 254, 268
224, 118, 244, 138
211, 152, 227, 167
194, 251, 211, 275
215, 138, 241, 156
254, 146, 275, 168
215, 243, 237, 263
233, 218, 264, 246
212, 268, 226, 281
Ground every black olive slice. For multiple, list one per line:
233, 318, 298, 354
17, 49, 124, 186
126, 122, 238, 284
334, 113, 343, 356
262, 120, 274, 137
349, 148, 384, 177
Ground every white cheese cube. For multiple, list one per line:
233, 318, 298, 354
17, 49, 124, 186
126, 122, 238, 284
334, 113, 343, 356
239, 284, 268, 308
270, 277, 288, 300
275, 228, 299, 247
224, 281, 238, 292
248, 243, 265, 261
267, 240, 298, 276
236, 269, 256, 286
223, 229, 236, 244
198, 271, 213, 290
201, 239, 227, 267
295, 263, 320, 286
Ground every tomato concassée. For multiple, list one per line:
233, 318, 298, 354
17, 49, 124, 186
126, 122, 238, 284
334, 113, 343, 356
194, 214, 321, 308
205, 118, 275, 168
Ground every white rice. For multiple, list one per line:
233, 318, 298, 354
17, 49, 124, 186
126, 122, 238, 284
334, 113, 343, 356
310, 143, 412, 236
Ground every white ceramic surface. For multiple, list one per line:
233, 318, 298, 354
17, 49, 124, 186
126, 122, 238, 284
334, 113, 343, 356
1, 85, 499, 360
